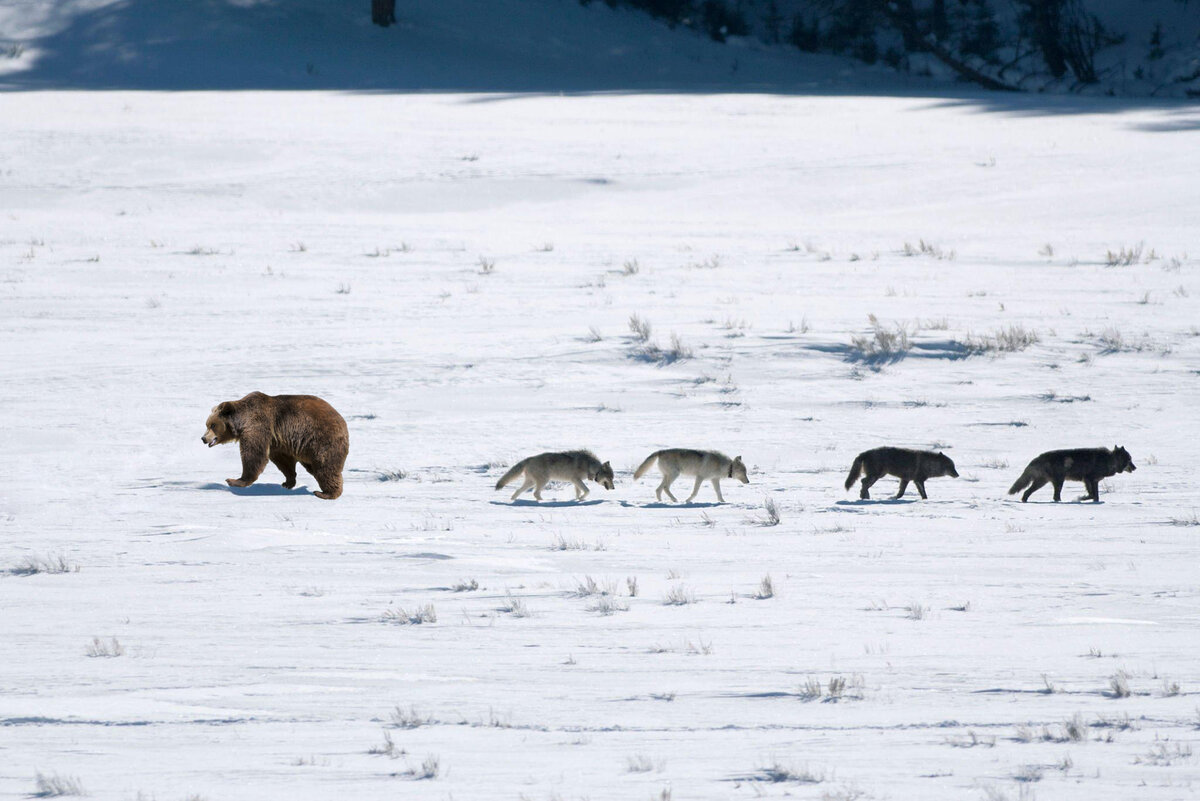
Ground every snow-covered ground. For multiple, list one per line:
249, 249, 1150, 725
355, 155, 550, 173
2, 27, 1200, 801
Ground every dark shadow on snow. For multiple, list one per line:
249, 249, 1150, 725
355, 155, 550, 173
490, 499, 605, 508
835, 498, 921, 507
618, 500, 724, 509
1, 0, 1196, 131
196, 481, 312, 497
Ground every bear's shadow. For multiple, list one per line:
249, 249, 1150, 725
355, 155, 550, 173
198, 482, 312, 497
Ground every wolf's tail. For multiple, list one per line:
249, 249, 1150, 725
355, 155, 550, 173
633, 451, 661, 480
1008, 464, 1036, 495
495, 459, 527, 490
844, 454, 865, 491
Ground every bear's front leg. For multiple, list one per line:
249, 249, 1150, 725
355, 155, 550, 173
227, 441, 269, 488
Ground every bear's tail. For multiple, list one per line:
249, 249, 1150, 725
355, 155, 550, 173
1008, 465, 1036, 495
495, 459, 527, 490
844, 454, 865, 491
633, 451, 661, 481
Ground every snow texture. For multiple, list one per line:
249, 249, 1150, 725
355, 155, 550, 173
1, 2, 1199, 800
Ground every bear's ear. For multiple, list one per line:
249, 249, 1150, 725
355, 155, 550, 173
212, 401, 235, 416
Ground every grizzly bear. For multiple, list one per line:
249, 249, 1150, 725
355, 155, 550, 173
201, 392, 349, 500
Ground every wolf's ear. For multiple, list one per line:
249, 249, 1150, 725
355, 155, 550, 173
602, 461, 611, 468
735, 455, 742, 462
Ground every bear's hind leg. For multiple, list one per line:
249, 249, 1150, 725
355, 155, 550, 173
313, 472, 343, 500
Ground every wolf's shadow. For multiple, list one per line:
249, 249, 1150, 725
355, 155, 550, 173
491, 499, 605, 508
620, 501, 724, 509
835, 498, 920, 507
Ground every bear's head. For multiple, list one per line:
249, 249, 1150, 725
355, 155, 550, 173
201, 401, 238, 448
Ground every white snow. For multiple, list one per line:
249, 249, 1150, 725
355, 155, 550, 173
2, 4, 1200, 801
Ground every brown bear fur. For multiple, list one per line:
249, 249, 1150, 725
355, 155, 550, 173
202, 392, 349, 500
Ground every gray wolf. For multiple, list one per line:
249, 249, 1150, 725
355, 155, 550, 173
1009, 446, 1135, 502
494, 450, 615, 501
633, 449, 749, 503
845, 447, 958, 500
202, 392, 349, 500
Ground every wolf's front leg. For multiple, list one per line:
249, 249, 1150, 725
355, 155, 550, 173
914, 479, 927, 500
685, 476, 704, 503
572, 478, 589, 500
710, 479, 725, 503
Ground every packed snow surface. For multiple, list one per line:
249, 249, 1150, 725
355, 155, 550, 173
1, 85, 1199, 799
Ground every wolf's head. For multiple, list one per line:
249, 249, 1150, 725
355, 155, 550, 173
935, 452, 959, 479
201, 401, 238, 448
729, 455, 750, 484
595, 461, 615, 490
1113, 445, 1136, 473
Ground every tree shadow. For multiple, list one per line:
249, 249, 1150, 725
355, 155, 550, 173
1, 0, 1196, 132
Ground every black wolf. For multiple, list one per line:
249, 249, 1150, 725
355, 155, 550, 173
1008, 446, 1135, 502
844, 447, 959, 500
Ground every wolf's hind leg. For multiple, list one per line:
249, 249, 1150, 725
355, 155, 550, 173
1021, 478, 1047, 502
511, 477, 534, 501
710, 479, 725, 503
894, 478, 909, 499
914, 479, 927, 500
658, 468, 679, 502
859, 472, 880, 500
533, 478, 548, 501
685, 476, 704, 503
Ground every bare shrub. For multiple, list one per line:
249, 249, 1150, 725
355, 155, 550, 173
381, 605, 437, 625
589, 596, 629, 615
628, 314, 652, 342
367, 729, 399, 758
663, 584, 695, 606
757, 761, 824, 783
755, 497, 781, 527
390, 705, 432, 728
413, 754, 440, 779
1108, 671, 1132, 698
627, 754, 655, 773
626, 576, 639, 597
905, 602, 928, 621
33, 773, 85, 798
85, 636, 124, 658
622, 259, 640, 275
452, 578, 479, 592
1105, 242, 1143, 266
10, 553, 78, 576
376, 469, 408, 481
755, 574, 775, 600
501, 592, 530, 617
850, 314, 910, 362
585, 325, 603, 343
959, 326, 1039, 354
477, 256, 495, 274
